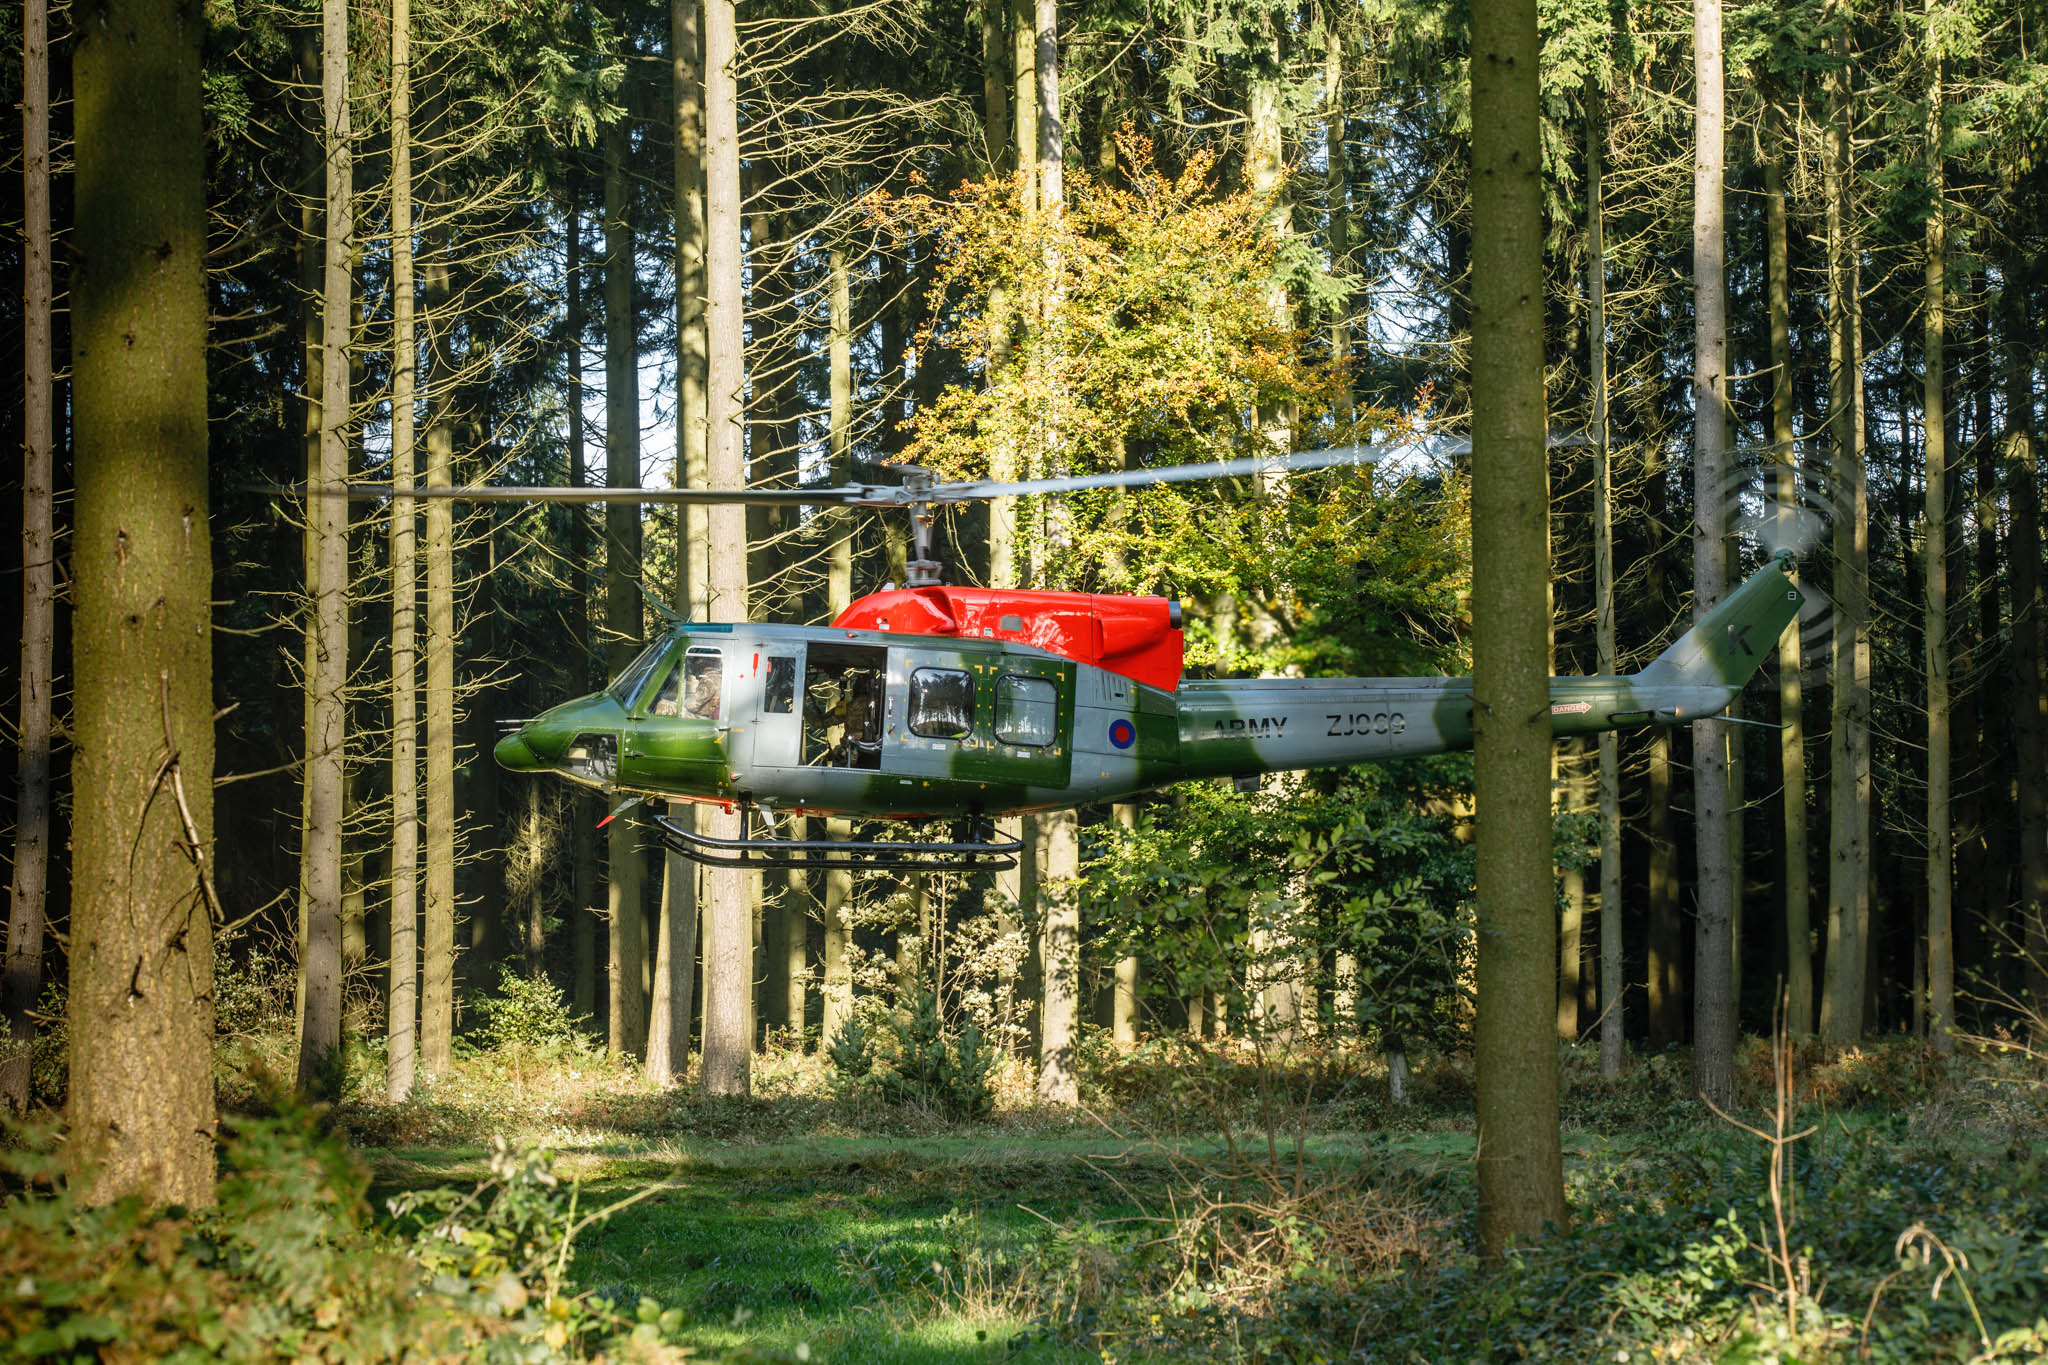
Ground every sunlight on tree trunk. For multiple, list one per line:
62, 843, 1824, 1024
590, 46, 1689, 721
1469, 0, 1567, 1254
68, 0, 215, 1203
700, 0, 751, 1098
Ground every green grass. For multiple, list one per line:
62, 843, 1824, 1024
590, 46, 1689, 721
343, 1035, 2048, 1364
363, 1124, 1476, 1362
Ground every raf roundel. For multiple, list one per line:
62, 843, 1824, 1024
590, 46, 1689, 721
1108, 718, 1136, 750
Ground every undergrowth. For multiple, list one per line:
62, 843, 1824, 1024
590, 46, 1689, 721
0, 1111, 760, 1363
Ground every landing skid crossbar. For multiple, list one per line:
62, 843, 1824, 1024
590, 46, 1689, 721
649, 808, 1020, 872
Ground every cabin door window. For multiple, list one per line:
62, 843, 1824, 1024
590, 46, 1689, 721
748, 650, 803, 768
995, 675, 1058, 747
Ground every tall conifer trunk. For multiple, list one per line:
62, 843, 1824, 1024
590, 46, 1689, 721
1469, 0, 1566, 1252
1922, 10, 1953, 1051
1821, 22, 1872, 1042
603, 114, 648, 1061
3, 0, 55, 1115
651, 0, 707, 1086
1764, 105, 1812, 1035
1588, 84, 1624, 1079
385, 0, 420, 1102
69, 0, 215, 1203
1690, 0, 1735, 1105
820, 234, 856, 1041
420, 160, 456, 1080
564, 179, 600, 1021
299, 0, 352, 1098
1032, 0, 1082, 1107
2004, 260, 2048, 1026
700, 0, 752, 1096
1646, 451, 1684, 1046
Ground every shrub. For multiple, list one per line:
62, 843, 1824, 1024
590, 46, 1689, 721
824, 1014, 876, 1092
881, 989, 996, 1120
472, 968, 594, 1060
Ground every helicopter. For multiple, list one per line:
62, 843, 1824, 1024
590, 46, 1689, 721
367, 439, 1806, 872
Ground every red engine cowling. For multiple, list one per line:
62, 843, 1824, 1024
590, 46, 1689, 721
832, 586, 1185, 691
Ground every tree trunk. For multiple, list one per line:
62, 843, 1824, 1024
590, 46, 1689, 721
299, 0, 352, 1099
1030, 0, 1082, 1106
1558, 755, 1588, 1041
1036, 810, 1080, 1104
1325, 17, 1353, 420
1689, 0, 1734, 1108
1820, 30, 1872, 1043
3, 0, 55, 1116
1764, 105, 1812, 1037
1588, 84, 1624, 1081
2004, 259, 2048, 1028
387, 9, 420, 1092
1470, 0, 1566, 1253
519, 782, 546, 976
564, 175, 599, 1022
819, 235, 856, 1042
1923, 15, 1953, 1053
1112, 803, 1139, 1046
603, 113, 648, 1062
68, 0, 215, 1202
982, 0, 1010, 173
1012, 0, 1037, 212
421, 148, 457, 1079
1646, 486, 1684, 1046
650, 0, 707, 1086
700, 0, 751, 1097
293, 28, 321, 1048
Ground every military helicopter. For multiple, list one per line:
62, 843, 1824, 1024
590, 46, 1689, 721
375, 439, 1804, 871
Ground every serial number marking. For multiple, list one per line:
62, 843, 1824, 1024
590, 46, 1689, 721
1326, 711, 1406, 737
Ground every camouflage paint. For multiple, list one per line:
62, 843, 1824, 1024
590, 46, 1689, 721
497, 552, 1805, 823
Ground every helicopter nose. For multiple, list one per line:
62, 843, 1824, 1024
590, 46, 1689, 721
495, 730, 540, 772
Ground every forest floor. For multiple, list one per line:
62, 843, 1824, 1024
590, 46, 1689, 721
318, 1023, 2048, 1364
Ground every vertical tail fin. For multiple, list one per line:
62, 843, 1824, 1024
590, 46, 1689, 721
1635, 551, 1804, 689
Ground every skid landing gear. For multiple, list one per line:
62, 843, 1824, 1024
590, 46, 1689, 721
650, 805, 1020, 872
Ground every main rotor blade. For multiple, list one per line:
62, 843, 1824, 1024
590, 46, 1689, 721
907, 431, 1585, 503
335, 482, 859, 506
275, 433, 1588, 508
926, 438, 1461, 502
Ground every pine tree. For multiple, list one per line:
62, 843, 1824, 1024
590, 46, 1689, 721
68, 0, 216, 1204
1469, 0, 1567, 1253
3, 0, 55, 1117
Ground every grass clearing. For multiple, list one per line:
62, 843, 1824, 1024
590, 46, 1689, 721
335, 1033, 2048, 1363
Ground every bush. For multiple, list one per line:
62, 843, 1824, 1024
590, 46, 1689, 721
472, 968, 594, 1060
824, 1014, 875, 1092
880, 989, 996, 1120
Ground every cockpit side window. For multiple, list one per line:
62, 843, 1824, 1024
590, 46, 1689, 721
606, 640, 668, 706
